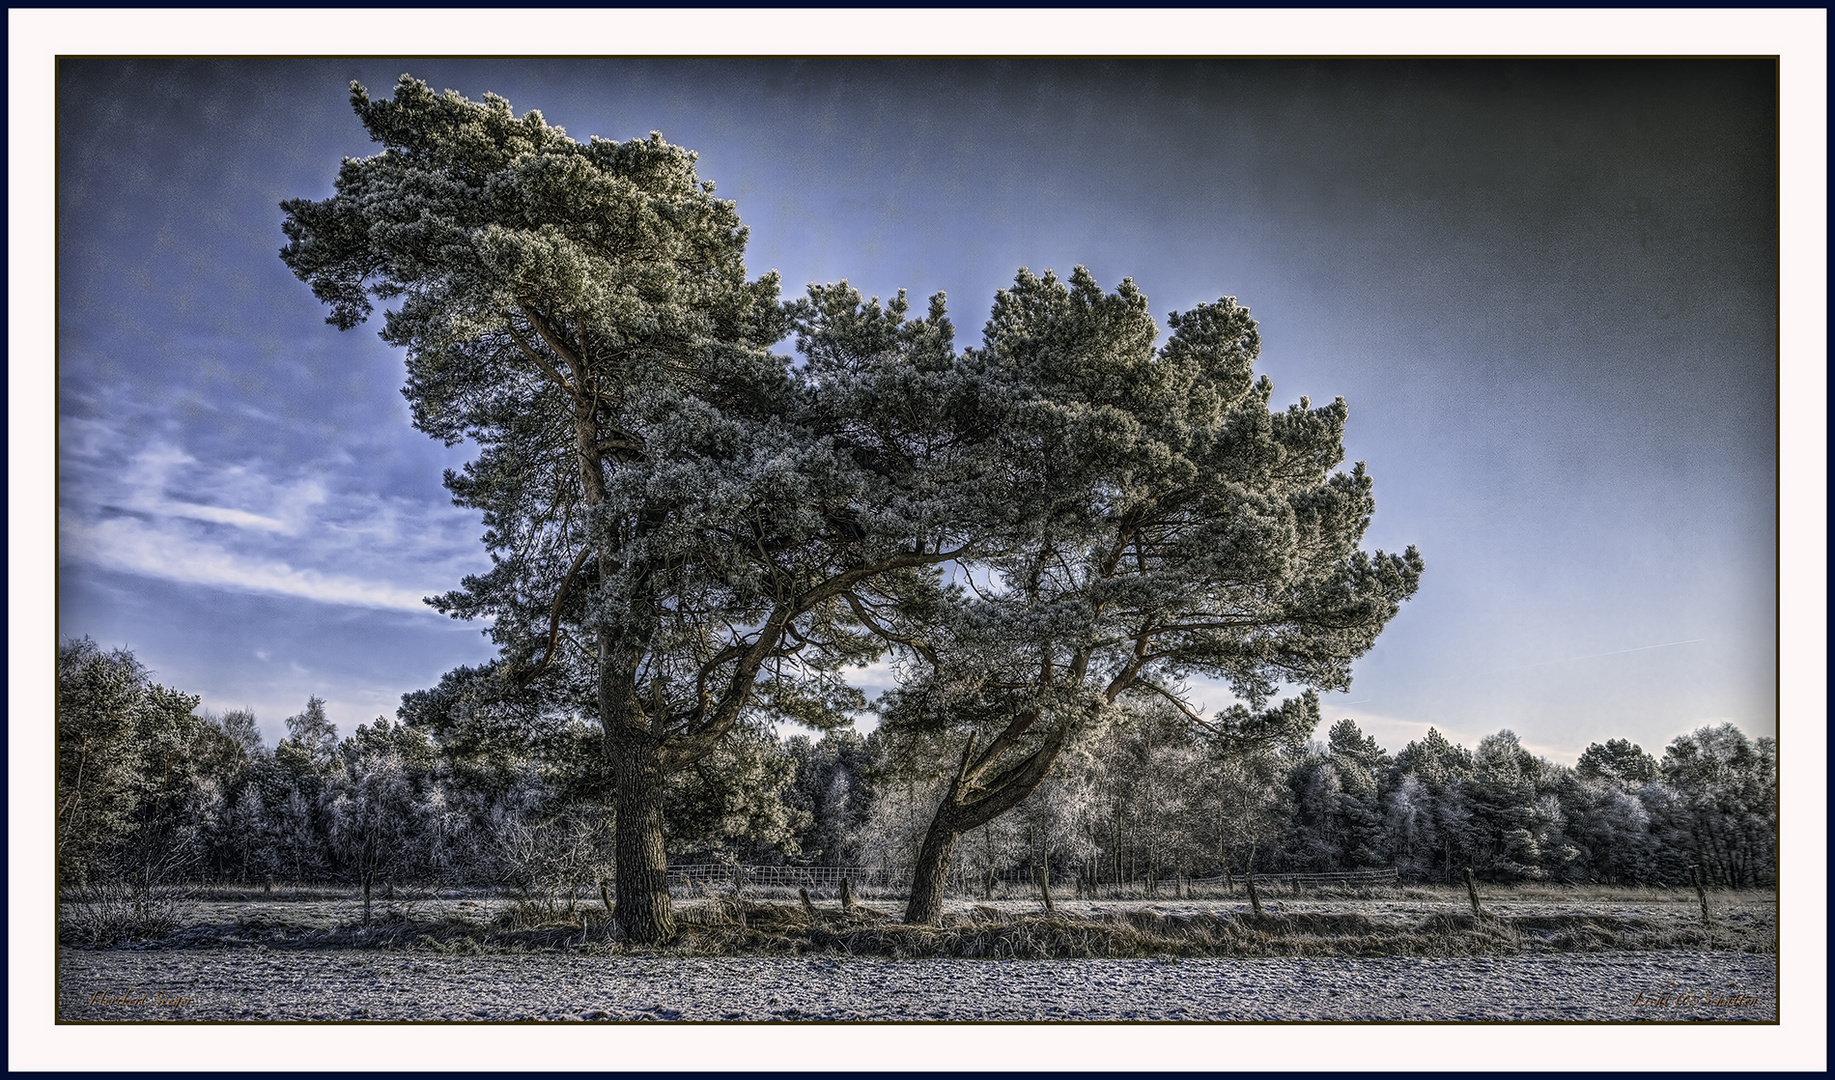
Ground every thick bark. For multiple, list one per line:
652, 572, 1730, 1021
902, 722, 1072, 925
903, 815, 967, 926
609, 722, 674, 942
566, 379, 677, 943
597, 579, 676, 942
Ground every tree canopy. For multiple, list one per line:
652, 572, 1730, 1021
281, 76, 974, 940
281, 76, 1420, 936
854, 267, 1423, 920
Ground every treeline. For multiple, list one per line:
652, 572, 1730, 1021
55, 638, 797, 902
903, 709, 1778, 892
57, 637, 1775, 898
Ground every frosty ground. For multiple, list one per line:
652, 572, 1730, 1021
57, 948, 1775, 1022
57, 890, 1777, 1022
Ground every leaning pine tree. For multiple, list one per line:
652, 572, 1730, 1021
280, 77, 974, 941
865, 267, 1424, 924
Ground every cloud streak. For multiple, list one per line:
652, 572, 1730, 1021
59, 430, 487, 616
1518, 638, 1705, 669
61, 513, 439, 612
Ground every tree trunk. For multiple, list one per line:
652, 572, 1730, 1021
901, 720, 1074, 925
610, 725, 675, 943
904, 815, 966, 925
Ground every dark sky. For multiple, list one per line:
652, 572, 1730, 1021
56, 57, 1778, 760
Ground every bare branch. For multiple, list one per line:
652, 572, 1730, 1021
517, 545, 594, 686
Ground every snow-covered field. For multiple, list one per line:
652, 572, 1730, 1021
56, 890, 1777, 1022
58, 948, 1776, 1022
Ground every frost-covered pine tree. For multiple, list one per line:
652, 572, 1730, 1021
281, 77, 972, 941
867, 268, 1424, 923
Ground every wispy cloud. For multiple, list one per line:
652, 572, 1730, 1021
59, 429, 486, 616
1517, 638, 1704, 669
61, 513, 440, 612
112, 441, 324, 534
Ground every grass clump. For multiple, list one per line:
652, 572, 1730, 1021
654, 902, 1614, 960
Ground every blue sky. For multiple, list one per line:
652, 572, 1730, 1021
54, 57, 1781, 763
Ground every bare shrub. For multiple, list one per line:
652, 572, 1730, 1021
60, 880, 193, 946
488, 806, 612, 925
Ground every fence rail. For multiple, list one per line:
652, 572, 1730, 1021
665, 864, 896, 893
1187, 868, 1399, 888
661, 863, 1399, 895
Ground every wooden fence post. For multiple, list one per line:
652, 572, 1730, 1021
1246, 871, 1264, 919
799, 887, 816, 919
840, 878, 857, 910
1689, 865, 1711, 926
1035, 866, 1056, 915
1463, 867, 1484, 917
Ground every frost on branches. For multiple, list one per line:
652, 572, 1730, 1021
281, 76, 1421, 938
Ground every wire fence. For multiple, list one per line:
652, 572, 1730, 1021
663, 863, 1399, 897
665, 864, 899, 894
1187, 867, 1399, 889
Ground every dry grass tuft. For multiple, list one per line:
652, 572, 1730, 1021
657, 902, 1530, 960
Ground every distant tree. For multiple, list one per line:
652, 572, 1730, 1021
56, 638, 152, 883
216, 707, 264, 758
1285, 718, 1392, 871
1652, 724, 1777, 887
1576, 738, 1658, 786
264, 696, 346, 880
220, 782, 278, 884
1382, 771, 1437, 880
117, 692, 218, 883
189, 708, 265, 880
783, 729, 879, 866
1283, 747, 1347, 871
327, 717, 442, 922
1465, 730, 1550, 881
55, 638, 208, 887
282, 696, 339, 770
1084, 703, 1209, 893
1196, 743, 1291, 880
1390, 727, 1478, 882
1556, 769, 1660, 885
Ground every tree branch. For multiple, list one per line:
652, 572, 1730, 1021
517, 545, 594, 685
1131, 678, 1226, 738
503, 318, 580, 400
516, 301, 586, 378
842, 592, 937, 666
